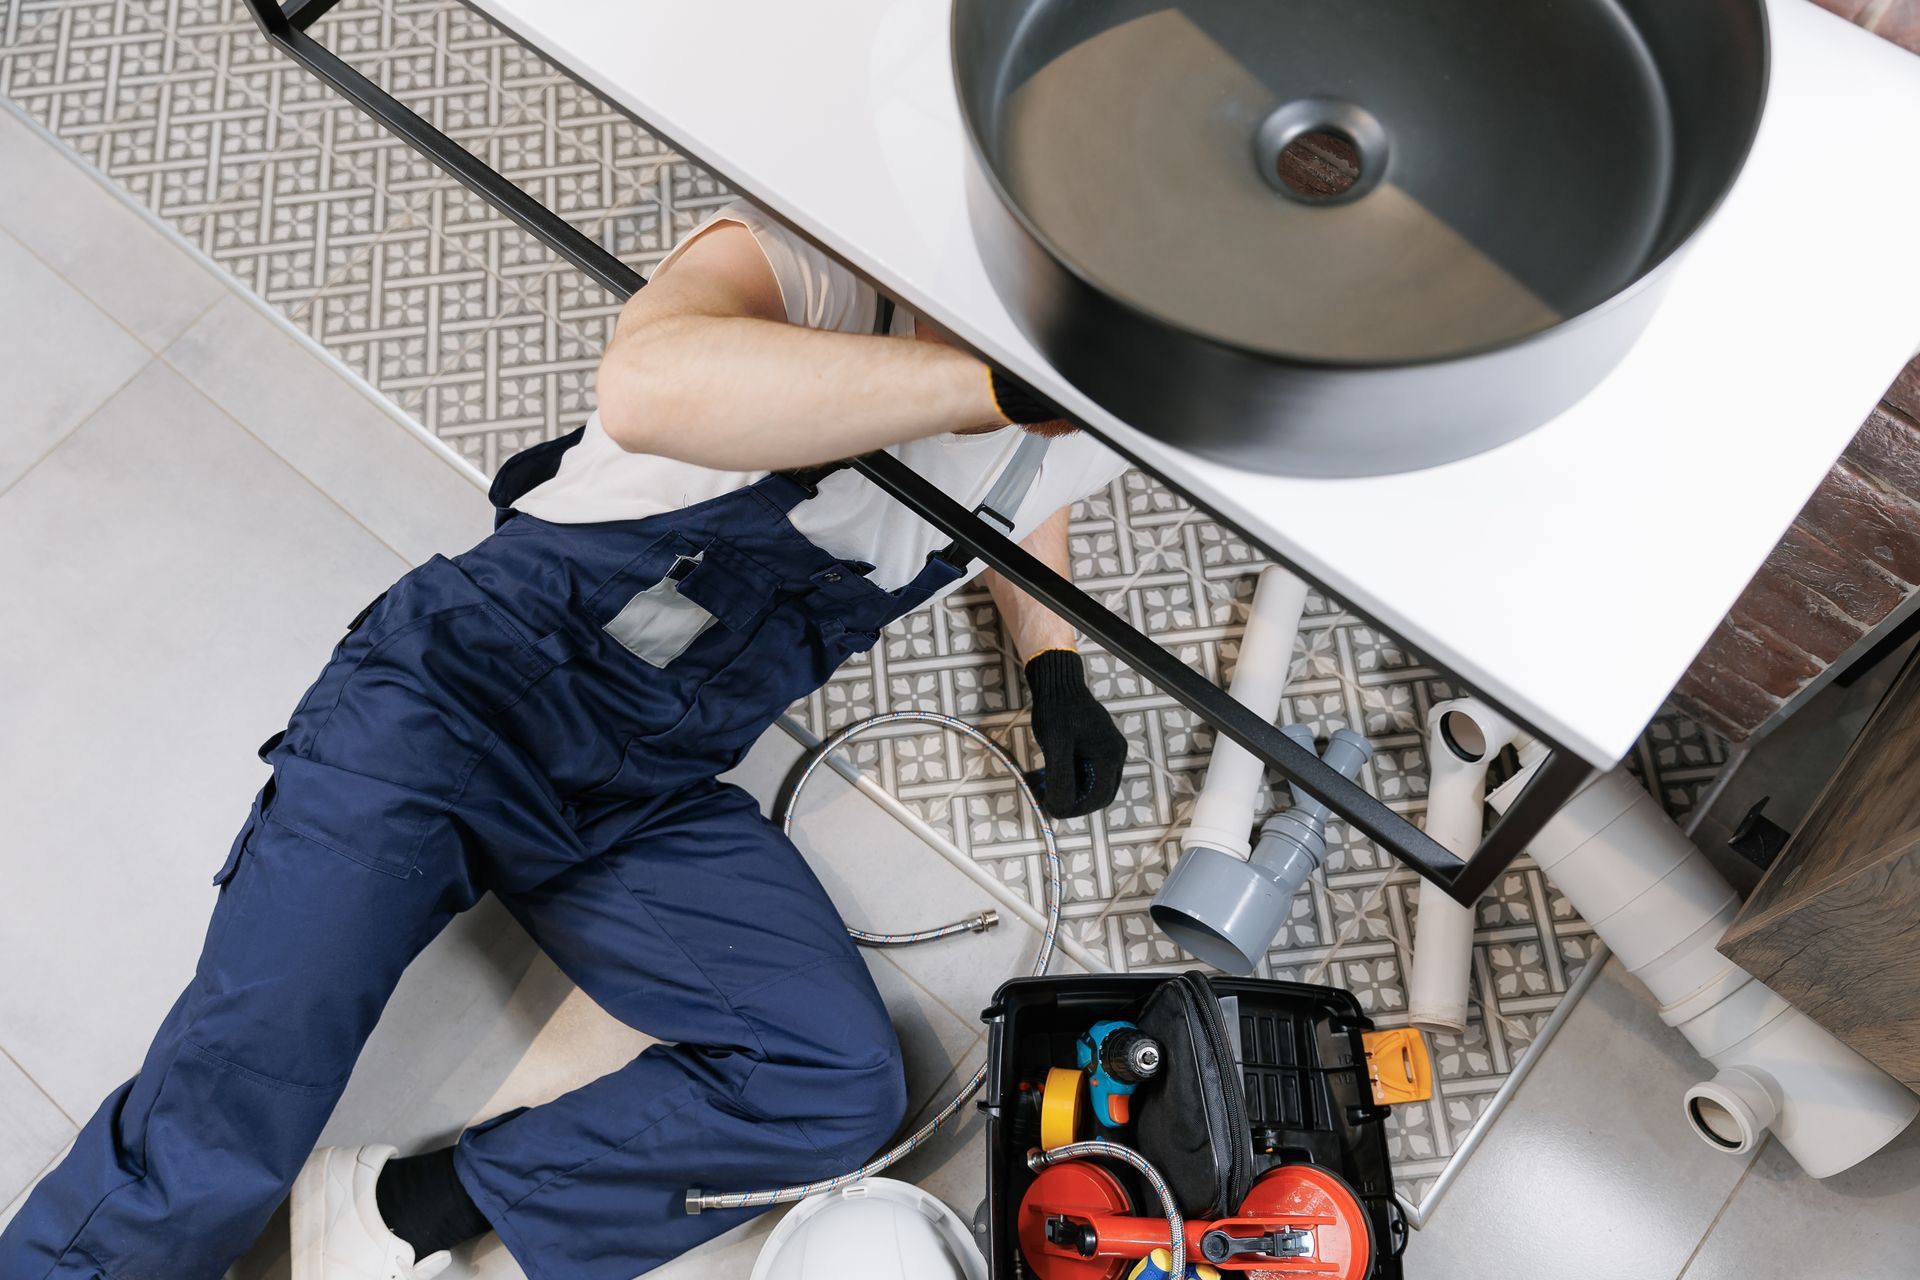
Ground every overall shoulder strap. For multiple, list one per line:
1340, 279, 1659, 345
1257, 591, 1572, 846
974, 430, 1052, 533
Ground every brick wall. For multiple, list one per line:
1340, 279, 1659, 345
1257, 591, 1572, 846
1671, 362, 1920, 740
1669, 6, 1920, 742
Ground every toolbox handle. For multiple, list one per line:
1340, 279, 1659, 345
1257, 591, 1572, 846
1384, 1197, 1411, 1257
983, 1013, 1006, 1112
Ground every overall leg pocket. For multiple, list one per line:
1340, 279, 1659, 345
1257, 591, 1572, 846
286, 576, 548, 877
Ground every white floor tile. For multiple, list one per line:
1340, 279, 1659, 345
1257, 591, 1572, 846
0, 1050, 73, 1215
1404, 959, 1758, 1280
888, 1091, 993, 1244
0, 1182, 27, 1238
317, 900, 564, 1153
163, 296, 496, 567
1679, 1123, 1920, 1280
0, 108, 224, 352
449, 951, 657, 1136
0, 227, 149, 492
0, 359, 408, 1120
868, 958, 985, 1119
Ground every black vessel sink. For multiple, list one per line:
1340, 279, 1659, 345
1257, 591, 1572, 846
953, 0, 1769, 476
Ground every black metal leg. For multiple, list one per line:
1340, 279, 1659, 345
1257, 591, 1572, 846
241, 0, 1595, 905
1451, 749, 1593, 900
242, 0, 644, 299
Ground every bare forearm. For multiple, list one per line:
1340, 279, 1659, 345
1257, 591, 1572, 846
986, 506, 1077, 661
598, 314, 1001, 469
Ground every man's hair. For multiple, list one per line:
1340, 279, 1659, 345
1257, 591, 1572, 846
1020, 420, 1081, 438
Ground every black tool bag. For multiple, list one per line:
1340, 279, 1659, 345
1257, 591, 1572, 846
1132, 971, 1256, 1217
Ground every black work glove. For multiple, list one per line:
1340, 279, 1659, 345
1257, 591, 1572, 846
1023, 649, 1128, 819
989, 366, 1070, 428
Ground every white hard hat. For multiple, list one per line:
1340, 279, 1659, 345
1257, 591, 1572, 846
750, 1179, 988, 1280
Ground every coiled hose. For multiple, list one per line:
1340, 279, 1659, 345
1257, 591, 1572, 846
686, 710, 1064, 1214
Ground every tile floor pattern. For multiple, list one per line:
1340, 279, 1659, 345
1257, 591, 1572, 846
0, 0, 1732, 1207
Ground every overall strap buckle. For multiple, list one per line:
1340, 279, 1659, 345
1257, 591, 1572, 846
780, 458, 851, 499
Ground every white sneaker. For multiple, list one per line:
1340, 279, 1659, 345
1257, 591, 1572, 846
291, 1144, 453, 1280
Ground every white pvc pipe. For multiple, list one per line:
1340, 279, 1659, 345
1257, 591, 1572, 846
1406, 699, 1521, 1037
1182, 565, 1310, 859
1489, 759, 1919, 1177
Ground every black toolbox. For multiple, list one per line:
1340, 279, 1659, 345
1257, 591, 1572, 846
980, 974, 1407, 1279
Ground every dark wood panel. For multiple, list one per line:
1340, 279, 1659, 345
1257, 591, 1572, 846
1722, 837, 1920, 1089
1744, 650, 1920, 911
1721, 649, 1920, 1086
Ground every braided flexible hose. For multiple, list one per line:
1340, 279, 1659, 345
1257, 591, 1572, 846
686, 710, 1064, 1213
1028, 1141, 1186, 1279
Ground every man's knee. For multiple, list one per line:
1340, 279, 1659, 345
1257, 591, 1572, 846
807, 963, 909, 1156
742, 958, 910, 1158
835, 1017, 910, 1155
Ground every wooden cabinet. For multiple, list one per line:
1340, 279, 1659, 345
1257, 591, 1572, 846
1720, 649, 1920, 1090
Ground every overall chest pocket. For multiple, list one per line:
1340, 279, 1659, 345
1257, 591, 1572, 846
602, 553, 716, 667
575, 540, 786, 799
597, 538, 780, 673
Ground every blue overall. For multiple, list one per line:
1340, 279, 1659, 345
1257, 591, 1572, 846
1, 442, 963, 1280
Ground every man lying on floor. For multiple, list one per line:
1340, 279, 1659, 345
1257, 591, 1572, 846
0, 203, 1132, 1280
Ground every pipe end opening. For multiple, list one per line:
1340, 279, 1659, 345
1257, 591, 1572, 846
1148, 905, 1262, 976
1683, 1074, 1772, 1157
1438, 710, 1488, 763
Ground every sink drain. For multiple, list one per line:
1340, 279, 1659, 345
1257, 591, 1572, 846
1256, 98, 1388, 205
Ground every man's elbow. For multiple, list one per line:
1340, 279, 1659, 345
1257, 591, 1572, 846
597, 348, 662, 455
596, 330, 698, 456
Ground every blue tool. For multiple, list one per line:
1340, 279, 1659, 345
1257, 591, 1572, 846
1077, 1020, 1164, 1130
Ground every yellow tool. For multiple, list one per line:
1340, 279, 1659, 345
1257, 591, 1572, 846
1128, 1248, 1221, 1280
1040, 1067, 1089, 1149
1362, 1027, 1433, 1105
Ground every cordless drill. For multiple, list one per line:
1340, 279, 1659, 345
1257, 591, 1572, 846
1077, 1020, 1164, 1130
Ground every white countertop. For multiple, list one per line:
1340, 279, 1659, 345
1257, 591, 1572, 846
463, 0, 1920, 766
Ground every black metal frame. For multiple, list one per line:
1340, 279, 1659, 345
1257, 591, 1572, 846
242, 0, 1592, 904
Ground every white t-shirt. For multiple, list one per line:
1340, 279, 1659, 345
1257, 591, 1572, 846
513, 203, 1130, 595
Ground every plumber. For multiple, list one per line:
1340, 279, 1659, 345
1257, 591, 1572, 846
0, 203, 1133, 1280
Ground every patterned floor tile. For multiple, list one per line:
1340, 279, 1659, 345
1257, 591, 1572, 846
2, 0, 1733, 1215
2, 1, 164, 172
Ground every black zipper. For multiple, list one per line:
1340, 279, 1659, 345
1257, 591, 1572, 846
1181, 971, 1253, 1208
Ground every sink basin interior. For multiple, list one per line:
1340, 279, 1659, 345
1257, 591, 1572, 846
975, 0, 1732, 365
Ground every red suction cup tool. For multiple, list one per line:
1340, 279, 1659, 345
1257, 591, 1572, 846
1018, 1162, 1136, 1280
1018, 1160, 1374, 1280
1206, 1165, 1372, 1279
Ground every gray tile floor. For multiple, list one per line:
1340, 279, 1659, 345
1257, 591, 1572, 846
4, 73, 1920, 1280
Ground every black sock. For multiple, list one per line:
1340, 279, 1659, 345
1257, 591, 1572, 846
374, 1146, 492, 1257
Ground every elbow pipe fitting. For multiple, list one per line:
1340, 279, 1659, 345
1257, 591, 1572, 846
1406, 698, 1523, 1037
1151, 726, 1373, 975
